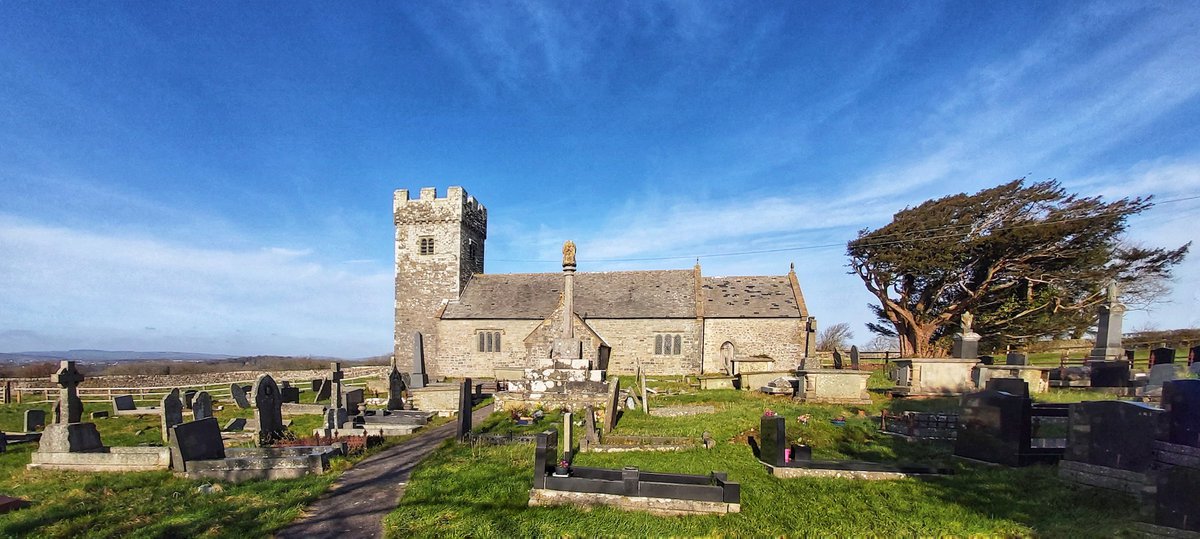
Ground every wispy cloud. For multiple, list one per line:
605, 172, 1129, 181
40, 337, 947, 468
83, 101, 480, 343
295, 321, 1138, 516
0, 214, 392, 356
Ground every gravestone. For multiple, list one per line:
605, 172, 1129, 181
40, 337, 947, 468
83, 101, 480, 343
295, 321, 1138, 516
800, 354, 822, 371
192, 391, 213, 421
1156, 465, 1200, 531
313, 379, 331, 403
222, 418, 247, 432
387, 366, 406, 410
455, 378, 472, 441
252, 374, 285, 445
1145, 364, 1178, 393
1005, 352, 1029, 366
759, 415, 788, 467
1066, 400, 1164, 471
831, 349, 844, 370
978, 355, 994, 365
344, 388, 365, 414
230, 383, 251, 409
1189, 345, 1199, 366
987, 378, 1030, 399
1125, 349, 1135, 362
280, 381, 300, 404
1151, 347, 1176, 366
1088, 282, 1126, 360
112, 395, 136, 411
90, 411, 108, 419
1162, 379, 1200, 447
168, 417, 226, 471
24, 409, 46, 432
604, 378, 621, 433
410, 332, 427, 389
51, 360, 84, 424
160, 388, 185, 443
311, 379, 323, 392
330, 362, 345, 410
583, 405, 599, 446
323, 407, 338, 432
562, 412, 573, 458
1089, 361, 1130, 387
849, 346, 861, 370
183, 389, 197, 409
955, 387, 1030, 467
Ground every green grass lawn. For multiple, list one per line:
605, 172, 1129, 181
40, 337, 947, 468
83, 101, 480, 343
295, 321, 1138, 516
0, 398, 438, 538
385, 377, 1142, 538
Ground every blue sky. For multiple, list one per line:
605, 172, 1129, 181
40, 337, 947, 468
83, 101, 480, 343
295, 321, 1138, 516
1, 2, 1197, 358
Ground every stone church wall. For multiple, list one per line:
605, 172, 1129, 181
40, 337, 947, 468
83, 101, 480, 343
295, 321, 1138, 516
432, 319, 540, 378
701, 318, 806, 374
586, 318, 702, 375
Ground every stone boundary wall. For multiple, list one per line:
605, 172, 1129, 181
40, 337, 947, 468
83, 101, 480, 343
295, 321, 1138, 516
1, 366, 388, 389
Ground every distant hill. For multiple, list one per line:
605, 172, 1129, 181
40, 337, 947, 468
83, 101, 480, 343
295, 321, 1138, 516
0, 350, 236, 363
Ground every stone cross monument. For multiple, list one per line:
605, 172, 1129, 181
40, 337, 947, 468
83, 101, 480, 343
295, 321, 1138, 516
1088, 281, 1126, 361
551, 240, 584, 365
952, 311, 981, 359
51, 360, 85, 424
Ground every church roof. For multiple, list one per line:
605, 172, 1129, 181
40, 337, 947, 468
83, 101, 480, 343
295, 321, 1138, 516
702, 276, 803, 318
441, 269, 805, 319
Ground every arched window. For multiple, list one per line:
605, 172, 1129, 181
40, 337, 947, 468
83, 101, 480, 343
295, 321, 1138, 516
477, 330, 501, 353
478, 333, 486, 352
494, 332, 501, 352
673, 335, 682, 355
655, 335, 663, 355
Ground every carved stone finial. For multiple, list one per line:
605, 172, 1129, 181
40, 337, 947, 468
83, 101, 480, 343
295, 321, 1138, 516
961, 311, 974, 332
562, 240, 576, 267
1106, 280, 1120, 302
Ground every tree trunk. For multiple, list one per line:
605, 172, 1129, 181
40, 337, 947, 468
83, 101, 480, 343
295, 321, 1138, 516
898, 321, 942, 358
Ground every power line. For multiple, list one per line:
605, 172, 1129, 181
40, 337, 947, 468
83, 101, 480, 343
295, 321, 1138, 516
488, 194, 1200, 264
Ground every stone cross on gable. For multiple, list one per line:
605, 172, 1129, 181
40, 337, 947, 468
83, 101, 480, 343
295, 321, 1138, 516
51, 360, 85, 423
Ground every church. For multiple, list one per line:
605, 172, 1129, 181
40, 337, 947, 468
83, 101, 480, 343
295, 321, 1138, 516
393, 186, 816, 378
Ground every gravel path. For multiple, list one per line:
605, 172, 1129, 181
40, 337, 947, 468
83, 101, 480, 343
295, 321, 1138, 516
274, 404, 494, 539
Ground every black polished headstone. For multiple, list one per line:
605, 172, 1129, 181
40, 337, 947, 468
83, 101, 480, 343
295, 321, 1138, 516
978, 355, 994, 365
1066, 400, 1164, 472
1088, 361, 1130, 387
1151, 347, 1176, 366
759, 415, 787, 467
1125, 349, 1135, 362
281, 386, 300, 404
954, 388, 1027, 467
1156, 465, 1200, 531
1162, 379, 1200, 448
169, 417, 226, 471
1005, 352, 1029, 366
532, 429, 559, 489
986, 378, 1030, 399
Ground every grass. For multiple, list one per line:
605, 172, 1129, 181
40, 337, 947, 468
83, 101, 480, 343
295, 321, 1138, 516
0, 397, 441, 538
384, 374, 1145, 537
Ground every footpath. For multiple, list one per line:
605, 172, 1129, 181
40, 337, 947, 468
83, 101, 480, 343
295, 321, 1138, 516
275, 404, 494, 539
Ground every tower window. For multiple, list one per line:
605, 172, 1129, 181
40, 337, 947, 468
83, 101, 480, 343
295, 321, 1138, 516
477, 330, 501, 352
419, 236, 434, 255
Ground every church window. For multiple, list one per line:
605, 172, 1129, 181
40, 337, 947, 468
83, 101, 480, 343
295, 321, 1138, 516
655, 333, 683, 355
419, 236, 434, 255
477, 330, 501, 353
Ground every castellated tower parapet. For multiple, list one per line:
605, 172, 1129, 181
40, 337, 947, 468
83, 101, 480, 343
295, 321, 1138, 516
393, 186, 487, 374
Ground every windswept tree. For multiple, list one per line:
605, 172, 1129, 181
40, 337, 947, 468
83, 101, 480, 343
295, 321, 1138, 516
816, 322, 854, 351
847, 179, 1189, 357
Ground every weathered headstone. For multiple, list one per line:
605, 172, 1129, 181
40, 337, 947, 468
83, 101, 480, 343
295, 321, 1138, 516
638, 367, 648, 414
230, 383, 251, 409
849, 345, 861, 370
1162, 379, 1200, 447
1151, 347, 1176, 366
831, 349, 844, 370
280, 381, 300, 404
604, 378, 621, 433
1005, 352, 1029, 366
50, 360, 84, 424
344, 388, 365, 414
987, 378, 1030, 399
112, 395, 136, 411
1145, 364, 1178, 394
330, 362, 345, 411
183, 389, 197, 409
456, 378, 472, 441
411, 332, 427, 389
24, 409, 46, 432
192, 391, 213, 421
252, 374, 285, 445
160, 388, 184, 443
583, 405, 599, 446
323, 407, 338, 432
562, 411, 573, 458
1088, 281, 1125, 360
312, 379, 331, 403
222, 418, 247, 432
168, 417, 226, 472
387, 366, 406, 410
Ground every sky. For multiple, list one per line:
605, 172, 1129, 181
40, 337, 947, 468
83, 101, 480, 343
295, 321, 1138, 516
1, 1, 1198, 358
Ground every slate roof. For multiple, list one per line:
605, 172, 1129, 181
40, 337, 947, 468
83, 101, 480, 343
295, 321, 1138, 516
441, 270, 804, 320
702, 276, 803, 318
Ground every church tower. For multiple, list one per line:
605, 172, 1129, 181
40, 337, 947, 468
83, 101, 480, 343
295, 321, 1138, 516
393, 186, 487, 374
